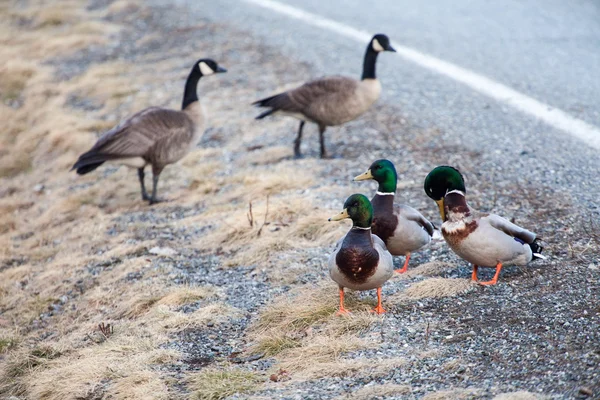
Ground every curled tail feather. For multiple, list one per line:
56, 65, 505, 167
529, 238, 546, 260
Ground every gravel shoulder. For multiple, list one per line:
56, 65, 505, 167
0, 1, 598, 399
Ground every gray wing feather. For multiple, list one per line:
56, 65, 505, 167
371, 233, 387, 249
90, 107, 193, 157
398, 205, 435, 236
266, 77, 357, 113
486, 214, 536, 244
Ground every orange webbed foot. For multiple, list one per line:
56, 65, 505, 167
370, 305, 386, 314
395, 253, 411, 274
371, 287, 386, 314
477, 263, 502, 286
336, 308, 351, 316
336, 288, 350, 316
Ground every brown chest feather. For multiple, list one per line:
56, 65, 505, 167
443, 220, 478, 246
336, 232, 379, 284
370, 195, 398, 245
371, 213, 398, 244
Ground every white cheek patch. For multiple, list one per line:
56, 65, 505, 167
372, 38, 385, 52
199, 62, 214, 76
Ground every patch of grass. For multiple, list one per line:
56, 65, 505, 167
188, 368, 260, 400
0, 336, 19, 353
0, 63, 35, 101
250, 285, 379, 376
0, 155, 32, 178
23, 295, 58, 323
252, 287, 338, 334
423, 388, 484, 400
335, 383, 412, 399
277, 335, 370, 377
0, 344, 62, 396
401, 278, 476, 300
157, 286, 216, 306
252, 334, 301, 357
493, 392, 550, 400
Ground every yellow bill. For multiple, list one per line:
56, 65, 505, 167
436, 199, 446, 221
328, 208, 349, 221
353, 169, 373, 181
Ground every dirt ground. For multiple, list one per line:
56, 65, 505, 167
0, 1, 598, 399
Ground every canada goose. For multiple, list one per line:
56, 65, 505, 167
328, 194, 394, 314
72, 58, 227, 204
253, 34, 396, 158
424, 166, 545, 285
354, 159, 436, 273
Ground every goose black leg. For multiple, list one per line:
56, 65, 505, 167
149, 165, 164, 205
318, 125, 328, 159
294, 121, 305, 159
138, 167, 150, 201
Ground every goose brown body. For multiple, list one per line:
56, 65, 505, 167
72, 58, 226, 204
75, 103, 203, 172
254, 34, 395, 158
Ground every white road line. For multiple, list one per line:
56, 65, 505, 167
243, 0, 600, 150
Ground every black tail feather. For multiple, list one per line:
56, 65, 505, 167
252, 93, 280, 107
72, 150, 111, 175
252, 93, 287, 119
255, 109, 275, 120
75, 161, 104, 174
529, 238, 546, 260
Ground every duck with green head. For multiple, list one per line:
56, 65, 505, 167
354, 159, 436, 273
328, 194, 394, 314
424, 166, 545, 285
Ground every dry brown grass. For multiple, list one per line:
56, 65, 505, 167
335, 383, 412, 399
402, 278, 476, 300
395, 261, 454, 280
248, 285, 382, 379
423, 388, 484, 400
493, 392, 550, 400
188, 368, 261, 400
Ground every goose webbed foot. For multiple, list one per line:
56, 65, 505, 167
319, 151, 332, 159
148, 196, 166, 205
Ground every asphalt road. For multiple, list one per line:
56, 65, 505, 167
176, 0, 600, 211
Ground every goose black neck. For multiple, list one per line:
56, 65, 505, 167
182, 68, 202, 110
361, 47, 379, 80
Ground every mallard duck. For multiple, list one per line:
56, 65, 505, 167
73, 58, 227, 204
424, 166, 545, 285
328, 194, 394, 314
354, 159, 436, 273
253, 34, 396, 158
